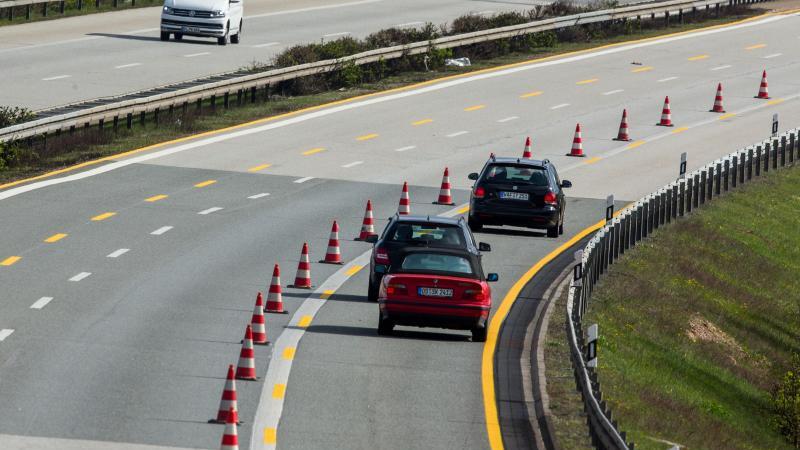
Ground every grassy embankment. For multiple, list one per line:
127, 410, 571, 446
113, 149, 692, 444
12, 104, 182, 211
0, 0, 161, 28
577, 166, 800, 449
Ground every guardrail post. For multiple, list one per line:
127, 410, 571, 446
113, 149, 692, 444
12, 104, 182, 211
42, 2, 47, 17
77, 0, 82, 9
250, 86, 257, 103
112, 116, 119, 131
715, 163, 722, 196
739, 152, 746, 184
772, 138, 779, 169
699, 170, 707, 203
665, 189, 672, 223
26, 4, 31, 20
780, 136, 786, 167
97, 118, 104, 131
237, 89, 243, 106
749, 148, 755, 179
196, 98, 202, 112
59, 1, 64, 13
182, 101, 188, 115
671, 185, 678, 220
126, 113, 133, 129
613, 222, 620, 261
678, 8, 683, 24
139, 111, 145, 126
755, 146, 762, 177
113, 0, 117, 7
132, 0, 136, 6
678, 182, 685, 216
660, 191, 667, 226
211, 94, 217, 111
790, 133, 796, 165
763, 142, 770, 173
664, 10, 670, 27
95, 0, 100, 8
731, 156, 738, 188
692, 174, 700, 208
153, 108, 159, 125
723, 159, 729, 191
223, 92, 229, 109
685, 178, 692, 213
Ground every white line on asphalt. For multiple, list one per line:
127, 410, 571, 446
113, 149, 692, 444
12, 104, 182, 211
2, 14, 790, 203
657, 76, 679, 82
497, 116, 519, 123
198, 207, 224, 215
0, 329, 13, 342
323, 32, 350, 38
395, 21, 423, 28
114, 63, 142, 69
711, 64, 732, 71
246, 0, 382, 20
550, 103, 570, 110
294, 176, 315, 184
184, 52, 210, 58
764, 53, 782, 59
394, 145, 416, 152
477, 10, 495, 15
341, 161, 364, 168
602, 89, 624, 95
248, 193, 271, 199
69, 272, 91, 282
252, 42, 280, 48
107, 248, 130, 258
42, 75, 70, 81
446, 131, 468, 138
30, 297, 54, 310
150, 226, 173, 235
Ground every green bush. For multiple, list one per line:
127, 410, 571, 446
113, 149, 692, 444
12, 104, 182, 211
0, 106, 35, 128
773, 354, 800, 448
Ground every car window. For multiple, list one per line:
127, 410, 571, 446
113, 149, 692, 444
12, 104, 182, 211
484, 164, 549, 186
399, 253, 475, 275
390, 223, 465, 246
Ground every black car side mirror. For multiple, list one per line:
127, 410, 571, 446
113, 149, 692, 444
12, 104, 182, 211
561, 180, 573, 188
364, 235, 378, 244
487, 273, 499, 282
468, 173, 479, 180
478, 242, 491, 252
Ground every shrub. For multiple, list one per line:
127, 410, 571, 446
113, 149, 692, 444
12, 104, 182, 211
772, 354, 800, 448
0, 106, 36, 128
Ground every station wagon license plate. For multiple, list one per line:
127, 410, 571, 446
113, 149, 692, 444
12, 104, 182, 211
418, 287, 453, 298
499, 191, 529, 201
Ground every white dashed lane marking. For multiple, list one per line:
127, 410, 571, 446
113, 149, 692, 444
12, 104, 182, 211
396, 21, 423, 28
603, 89, 624, 95
658, 76, 679, 82
30, 297, 54, 310
711, 64, 732, 71
107, 248, 130, 258
294, 176, 315, 184
323, 32, 350, 38
198, 207, 224, 215
150, 226, 173, 235
497, 116, 519, 123
394, 146, 416, 152
0, 329, 13, 342
764, 53, 782, 59
446, 131, 468, 138
69, 272, 91, 282
184, 52, 210, 58
341, 161, 364, 168
42, 75, 70, 81
550, 103, 570, 110
252, 42, 280, 48
115, 63, 141, 69
248, 193, 271, 199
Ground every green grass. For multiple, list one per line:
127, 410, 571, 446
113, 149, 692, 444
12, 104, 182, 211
584, 167, 800, 450
0, 0, 161, 28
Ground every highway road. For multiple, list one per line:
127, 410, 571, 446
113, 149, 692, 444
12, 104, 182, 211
1, 8, 799, 450
0, 0, 539, 110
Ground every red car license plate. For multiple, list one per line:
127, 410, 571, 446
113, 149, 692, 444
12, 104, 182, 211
418, 287, 453, 297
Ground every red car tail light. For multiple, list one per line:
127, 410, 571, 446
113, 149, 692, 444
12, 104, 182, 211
473, 186, 485, 199
544, 191, 558, 206
375, 247, 390, 264
386, 283, 408, 296
462, 289, 486, 301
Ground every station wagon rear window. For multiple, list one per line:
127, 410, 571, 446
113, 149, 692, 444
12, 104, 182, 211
390, 223, 465, 246
485, 164, 549, 186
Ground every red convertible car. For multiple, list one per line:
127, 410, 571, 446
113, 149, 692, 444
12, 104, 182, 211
377, 247, 498, 342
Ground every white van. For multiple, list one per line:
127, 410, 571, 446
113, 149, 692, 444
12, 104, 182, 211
160, 0, 243, 45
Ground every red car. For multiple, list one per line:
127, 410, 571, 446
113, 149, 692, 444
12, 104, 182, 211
377, 247, 498, 342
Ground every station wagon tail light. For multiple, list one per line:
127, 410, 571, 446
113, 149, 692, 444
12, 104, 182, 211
544, 191, 557, 206
386, 283, 407, 296
474, 186, 485, 199
463, 289, 486, 301
375, 247, 390, 264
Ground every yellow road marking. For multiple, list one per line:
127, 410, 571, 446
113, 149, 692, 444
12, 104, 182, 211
1, 256, 21, 266
145, 194, 168, 202
356, 133, 379, 141
91, 212, 116, 221
627, 140, 646, 149
576, 78, 599, 85
412, 118, 433, 126
584, 156, 602, 165
44, 233, 67, 243
464, 105, 486, 112
297, 315, 313, 328
302, 147, 325, 156
320, 289, 335, 300
264, 428, 277, 445
272, 384, 286, 399
631, 66, 653, 73
0, 12, 778, 194
345, 265, 363, 276
671, 126, 689, 134
194, 180, 216, 188
248, 163, 272, 172
482, 217, 611, 450
282, 347, 296, 360
745, 43, 766, 50
767, 98, 784, 106
456, 205, 470, 215
719, 113, 736, 120
688, 54, 709, 61
520, 90, 543, 98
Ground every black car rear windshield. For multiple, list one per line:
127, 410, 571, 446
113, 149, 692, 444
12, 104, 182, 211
484, 164, 548, 186
397, 252, 477, 277
389, 223, 465, 247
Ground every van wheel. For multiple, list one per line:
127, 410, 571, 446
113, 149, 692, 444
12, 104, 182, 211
174, 33, 183, 41
217, 24, 229, 45
377, 314, 394, 336
230, 20, 241, 44
472, 326, 487, 342
160, 31, 170, 41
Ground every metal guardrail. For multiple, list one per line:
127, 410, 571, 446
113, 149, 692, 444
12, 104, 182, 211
0, 0, 768, 144
1, 0, 152, 21
566, 127, 800, 449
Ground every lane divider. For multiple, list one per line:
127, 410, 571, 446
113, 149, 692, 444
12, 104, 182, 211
302, 148, 325, 156
194, 180, 217, 188
30, 297, 53, 310
44, 233, 67, 243
356, 133, 379, 141
145, 194, 168, 202
248, 164, 273, 172
1, 256, 21, 266
91, 212, 116, 221
576, 78, 599, 85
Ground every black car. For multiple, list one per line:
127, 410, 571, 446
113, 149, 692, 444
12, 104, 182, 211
467, 156, 572, 237
365, 214, 491, 302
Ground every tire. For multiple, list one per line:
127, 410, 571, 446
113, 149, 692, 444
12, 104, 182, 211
160, 31, 170, 41
547, 224, 559, 238
558, 217, 564, 235
174, 33, 183, 41
468, 216, 483, 232
472, 326, 487, 342
230, 20, 241, 44
377, 314, 394, 336
217, 24, 229, 45
367, 277, 379, 302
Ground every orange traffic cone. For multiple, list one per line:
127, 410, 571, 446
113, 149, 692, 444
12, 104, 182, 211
265, 264, 288, 314
657, 96, 673, 127
710, 83, 725, 113
355, 200, 377, 241
320, 220, 343, 265
433, 168, 455, 205
220, 406, 239, 450
211, 365, 240, 424
614, 109, 631, 141
398, 182, 410, 215
288, 243, 312, 288
250, 293, 268, 345
756, 70, 770, 99
235, 325, 257, 381
566, 123, 585, 157
522, 136, 532, 158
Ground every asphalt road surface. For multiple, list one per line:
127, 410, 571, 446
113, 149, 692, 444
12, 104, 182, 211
1, 9, 799, 450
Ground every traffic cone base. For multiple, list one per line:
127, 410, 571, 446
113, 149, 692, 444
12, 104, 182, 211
320, 259, 344, 265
